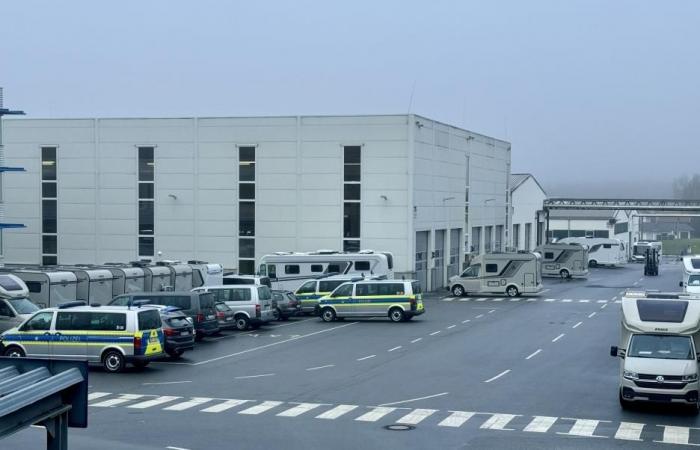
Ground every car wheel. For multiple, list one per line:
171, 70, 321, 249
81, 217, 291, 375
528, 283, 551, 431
618, 391, 630, 410
272, 308, 281, 321
506, 285, 519, 297
102, 350, 125, 373
3, 346, 25, 358
589, 260, 598, 268
451, 285, 465, 297
235, 316, 250, 331
321, 308, 336, 322
389, 307, 405, 323
167, 349, 184, 359
560, 269, 570, 279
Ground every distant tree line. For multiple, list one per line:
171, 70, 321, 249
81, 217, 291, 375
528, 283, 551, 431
673, 175, 700, 200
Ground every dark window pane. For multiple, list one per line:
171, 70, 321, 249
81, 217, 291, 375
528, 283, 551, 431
139, 183, 154, 199
311, 264, 323, 273
239, 183, 255, 200
485, 264, 498, 273
239, 146, 255, 162
138, 147, 154, 181
344, 164, 361, 182
41, 147, 57, 181
42, 200, 57, 233
343, 240, 360, 252
344, 146, 361, 164
139, 237, 154, 256
239, 260, 255, 275
239, 238, 255, 258
42, 182, 57, 198
355, 261, 370, 271
344, 184, 360, 200
42, 235, 57, 254
138, 310, 162, 330
42, 255, 58, 266
239, 163, 255, 182
285, 265, 300, 274
343, 202, 360, 238
239, 202, 255, 236
139, 201, 154, 234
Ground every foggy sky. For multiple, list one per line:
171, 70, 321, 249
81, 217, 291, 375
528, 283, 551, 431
1, 1, 698, 197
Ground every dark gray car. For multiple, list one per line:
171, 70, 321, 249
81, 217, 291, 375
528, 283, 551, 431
271, 290, 301, 321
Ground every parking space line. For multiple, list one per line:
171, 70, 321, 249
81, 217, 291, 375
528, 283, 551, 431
388, 346, 402, 352
429, 331, 441, 336
446, 325, 456, 329
411, 338, 422, 343
488, 310, 496, 314
462, 319, 471, 324
357, 354, 376, 361
200, 399, 250, 413
475, 314, 484, 319
484, 369, 511, 383
588, 312, 597, 318
306, 364, 335, 371
572, 322, 583, 329
552, 334, 565, 343
601, 303, 608, 309
525, 349, 542, 360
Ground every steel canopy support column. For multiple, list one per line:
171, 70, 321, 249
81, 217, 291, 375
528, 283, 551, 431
43, 411, 68, 450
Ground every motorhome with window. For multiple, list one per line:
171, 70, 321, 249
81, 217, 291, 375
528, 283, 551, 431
259, 250, 394, 291
0, 274, 38, 332
534, 243, 589, 279
448, 252, 543, 297
611, 291, 700, 412
633, 241, 663, 263
681, 256, 700, 294
0, 269, 78, 308
557, 237, 626, 267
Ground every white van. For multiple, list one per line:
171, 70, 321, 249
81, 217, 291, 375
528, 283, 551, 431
448, 252, 543, 297
681, 256, 700, 294
633, 241, 663, 263
192, 285, 275, 331
558, 237, 626, 267
534, 243, 589, 279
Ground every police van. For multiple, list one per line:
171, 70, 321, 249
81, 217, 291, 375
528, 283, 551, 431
295, 275, 380, 314
0, 302, 164, 373
317, 279, 425, 323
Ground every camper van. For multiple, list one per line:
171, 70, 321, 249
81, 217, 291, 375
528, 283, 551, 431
259, 250, 394, 291
681, 256, 700, 295
1, 270, 78, 308
448, 252, 543, 297
557, 237, 627, 267
633, 241, 663, 263
534, 243, 589, 279
611, 291, 700, 411
0, 274, 39, 332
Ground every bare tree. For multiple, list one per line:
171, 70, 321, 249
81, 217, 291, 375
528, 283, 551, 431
673, 174, 700, 200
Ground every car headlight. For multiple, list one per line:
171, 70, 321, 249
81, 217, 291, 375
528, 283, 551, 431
186, 317, 194, 324
683, 374, 699, 382
623, 370, 639, 380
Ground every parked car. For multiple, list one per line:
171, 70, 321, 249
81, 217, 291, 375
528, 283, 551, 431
271, 290, 301, 320
110, 291, 219, 340
214, 302, 237, 330
192, 285, 274, 331
156, 306, 195, 359
222, 274, 271, 288
0, 297, 40, 333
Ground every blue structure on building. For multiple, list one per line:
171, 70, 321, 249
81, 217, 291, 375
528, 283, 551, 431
0, 88, 26, 249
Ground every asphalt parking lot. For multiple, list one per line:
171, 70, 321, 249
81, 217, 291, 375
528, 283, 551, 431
6, 259, 699, 450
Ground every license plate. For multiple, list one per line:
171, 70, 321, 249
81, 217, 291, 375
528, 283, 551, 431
180, 331, 189, 336
207, 315, 215, 320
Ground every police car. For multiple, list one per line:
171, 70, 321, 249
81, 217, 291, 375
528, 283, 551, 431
0, 301, 165, 373
317, 279, 425, 322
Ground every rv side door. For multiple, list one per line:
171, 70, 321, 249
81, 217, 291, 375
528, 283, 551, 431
461, 265, 482, 292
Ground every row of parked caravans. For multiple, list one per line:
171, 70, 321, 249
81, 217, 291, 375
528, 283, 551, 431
0, 261, 224, 308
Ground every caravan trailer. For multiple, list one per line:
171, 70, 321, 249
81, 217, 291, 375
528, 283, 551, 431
534, 243, 589, 279
155, 261, 194, 291
681, 256, 700, 295
188, 261, 224, 288
448, 252, 543, 297
101, 264, 147, 297
2, 269, 78, 308
633, 241, 663, 263
58, 267, 115, 305
558, 237, 627, 267
259, 250, 394, 291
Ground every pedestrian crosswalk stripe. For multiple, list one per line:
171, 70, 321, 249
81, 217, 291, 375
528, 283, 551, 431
128, 396, 181, 409
91, 394, 144, 408
316, 404, 358, 420
558, 419, 608, 438
523, 416, 557, 433
481, 413, 519, 431
355, 407, 396, 422
526, 298, 537, 302
475, 298, 487, 302
164, 397, 212, 411
238, 401, 283, 415
396, 409, 437, 425
614, 422, 644, 441
277, 403, 323, 417
579, 299, 590, 303
493, 298, 504, 302
509, 298, 520, 302
201, 399, 250, 413
545, 298, 556, 302
87, 392, 111, 401
458, 298, 470, 302
656, 426, 690, 445
561, 299, 572, 303
438, 411, 475, 428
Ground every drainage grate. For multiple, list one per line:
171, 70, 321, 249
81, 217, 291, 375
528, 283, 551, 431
384, 424, 415, 431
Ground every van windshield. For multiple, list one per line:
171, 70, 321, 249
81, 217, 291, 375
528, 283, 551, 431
628, 334, 694, 360
8, 298, 39, 315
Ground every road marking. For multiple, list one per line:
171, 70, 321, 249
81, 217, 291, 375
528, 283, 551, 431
612, 296, 618, 301
525, 349, 542, 360
316, 404, 358, 420
578, 299, 590, 303
378, 392, 448, 406
481, 413, 519, 431
306, 364, 335, 371
476, 298, 488, 302
91, 394, 144, 408
397, 409, 437, 425
615, 300, 622, 303
142, 380, 192, 386
558, 419, 608, 438
552, 333, 565, 343
572, 321, 583, 329
545, 298, 556, 302
493, 298, 504, 302
357, 354, 376, 361
277, 403, 323, 417
462, 319, 471, 323
388, 346, 402, 352
596, 300, 607, 303
355, 407, 396, 422
633, 282, 639, 286
235, 373, 275, 379
484, 369, 511, 383
488, 309, 496, 314
509, 298, 521, 302
201, 399, 250, 413
588, 312, 597, 318
238, 401, 283, 415
655, 425, 694, 445
526, 298, 537, 302
438, 411, 475, 427
163, 397, 212, 411
601, 303, 608, 309
87, 392, 110, 401
442, 298, 454, 302
446, 325, 456, 329
410, 338, 422, 343
524, 416, 557, 433
458, 298, 470, 302
127, 396, 180, 409
475, 314, 484, 319
429, 331, 441, 336
614, 422, 644, 441
166, 447, 191, 450
561, 299, 572, 303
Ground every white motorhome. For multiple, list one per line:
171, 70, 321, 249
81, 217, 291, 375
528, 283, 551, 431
632, 241, 663, 263
448, 252, 543, 297
2, 270, 78, 308
259, 250, 394, 291
681, 256, 700, 295
611, 291, 700, 411
557, 237, 626, 267
188, 261, 224, 288
534, 243, 589, 279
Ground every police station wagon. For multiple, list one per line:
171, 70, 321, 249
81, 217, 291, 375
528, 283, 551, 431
317, 280, 425, 322
0, 302, 164, 373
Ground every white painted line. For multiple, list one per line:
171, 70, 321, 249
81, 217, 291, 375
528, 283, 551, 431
446, 325, 456, 329
475, 314, 484, 319
397, 409, 437, 425
484, 369, 511, 383
488, 309, 496, 314
544, 298, 556, 302
306, 364, 335, 371
277, 403, 323, 417
462, 319, 471, 323
509, 298, 521, 302
410, 338, 422, 343
355, 407, 396, 422
655, 425, 692, 445
475, 298, 488, 302
615, 300, 621, 303
429, 331, 441, 336
558, 419, 608, 438
127, 396, 180, 409
316, 404, 359, 420
235, 373, 275, 379
166, 447, 191, 450
588, 312, 597, 318
480, 413, 519, 430
164, 397, 212, 411
438, 411, 475, 427
458, 298, 470, 302
378, 392, 448, 406
578, 299, 590, 303
388, 346, 402, 352
142, 380, 192, 386
525, 349, 542, 360
552, 333, 565, 343
442, 298, 454, 302
612, 296, 618, 301
201, 399, 250, 413
524, 416, 557, 433
639, 277, 644, 282
91, 394, 144, 408
596, 300, 607, 303
492, 298, 504, 302
572, 321, 583, 329
614, 422, 644, 441
561, 299, 572, 303
526, 298, 537, 302
238, 401, 283, 415
357, 354, 376, 361
633, 282, 639, 286
87, 392, 111, 401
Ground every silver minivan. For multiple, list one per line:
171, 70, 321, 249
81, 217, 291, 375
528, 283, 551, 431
192, 285, 274, 330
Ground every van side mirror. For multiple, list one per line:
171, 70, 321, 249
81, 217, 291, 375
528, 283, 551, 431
610, 346, 618, 357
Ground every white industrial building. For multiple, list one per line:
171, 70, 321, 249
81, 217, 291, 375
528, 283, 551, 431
1, 114, 510, 290
548, 209, 639, 258
509, 173, 547, 251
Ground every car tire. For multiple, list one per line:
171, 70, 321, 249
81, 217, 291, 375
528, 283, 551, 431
235, 315, 250, 331
3, 346, 25, 358
272, 308, 281, 321
589, 260, 598, 268
195, 332, 204, 342
389, 307, 405, 323
167, 349, 184, 359
560, 269, 570, 279
506, 285, 519, 297
451, 285, 465, 297
102, 350, 125, 373
320, 308, 336, 322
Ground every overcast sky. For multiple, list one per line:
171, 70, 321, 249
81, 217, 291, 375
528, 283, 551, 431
2, 1, 698, 196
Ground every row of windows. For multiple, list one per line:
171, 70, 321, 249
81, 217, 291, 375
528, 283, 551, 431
343, 146, 361, 252
138, 147, 155, 257
239, 146, 256, 275
22, 310, 160, 332
549, 229, 609, 239
41, 147, 58, 265
281, 261, 370, 275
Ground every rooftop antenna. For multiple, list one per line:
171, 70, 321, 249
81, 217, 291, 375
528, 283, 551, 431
407, 80, 417, 114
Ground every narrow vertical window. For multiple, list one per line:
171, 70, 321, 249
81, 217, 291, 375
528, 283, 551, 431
41, 147, 58, 265
138, 147, 155, 257
343, 145, 361, 252
238, 146, 256, 274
